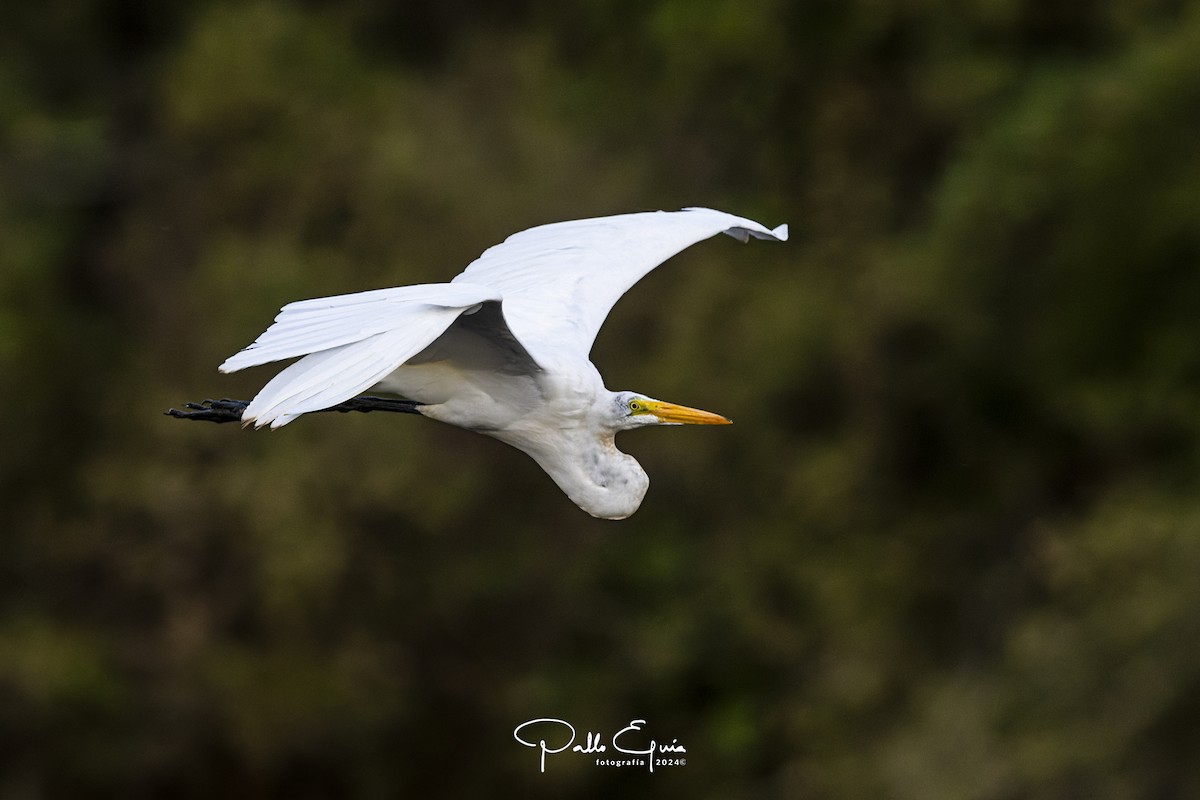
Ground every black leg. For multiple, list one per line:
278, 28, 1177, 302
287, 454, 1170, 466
325, 396, 424, 415
165, 396, 424, 424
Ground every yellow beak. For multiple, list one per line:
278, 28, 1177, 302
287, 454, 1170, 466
643, 399, 732, 425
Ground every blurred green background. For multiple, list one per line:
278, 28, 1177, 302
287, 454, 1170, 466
3, 0, 1200, 797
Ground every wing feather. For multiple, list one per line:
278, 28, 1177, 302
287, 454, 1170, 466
220, 283, 496, 373
451, 207, 787, 363
220, 282, 499, 428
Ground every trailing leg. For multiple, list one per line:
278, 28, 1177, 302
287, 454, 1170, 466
165, 396, 423, 424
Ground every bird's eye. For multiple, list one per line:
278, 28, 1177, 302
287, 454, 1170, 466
629, 400, 642, 413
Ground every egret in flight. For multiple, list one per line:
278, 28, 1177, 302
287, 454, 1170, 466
172, 208, 787, 518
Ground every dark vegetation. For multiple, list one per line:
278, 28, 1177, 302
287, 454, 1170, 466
3, 1, 1199, 796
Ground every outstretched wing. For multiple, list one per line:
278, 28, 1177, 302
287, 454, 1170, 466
220, 282, 500, 428
217, 208, 785, 428
451, 207, 788, 364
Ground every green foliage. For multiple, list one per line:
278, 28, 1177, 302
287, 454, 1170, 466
3, 0, 1200, 796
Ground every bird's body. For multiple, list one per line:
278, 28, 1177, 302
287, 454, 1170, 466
215, 208, 787, 518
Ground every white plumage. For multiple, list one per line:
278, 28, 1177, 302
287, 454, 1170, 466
219, 207, 787, 518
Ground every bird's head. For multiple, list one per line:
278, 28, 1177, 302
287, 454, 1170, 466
611, 391, 732, 431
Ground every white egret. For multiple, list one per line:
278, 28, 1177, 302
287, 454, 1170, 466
172, 208, 787, 519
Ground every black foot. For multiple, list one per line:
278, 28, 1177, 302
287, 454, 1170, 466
165, 395, 424, 424
165, 398, 248, 423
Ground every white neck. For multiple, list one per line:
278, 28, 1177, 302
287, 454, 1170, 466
516, 431, 649, 520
